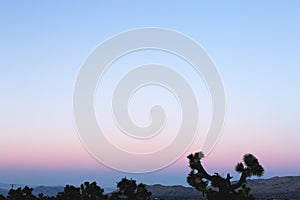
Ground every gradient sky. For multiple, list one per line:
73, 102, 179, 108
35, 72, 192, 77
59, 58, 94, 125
0, 1, 300, 187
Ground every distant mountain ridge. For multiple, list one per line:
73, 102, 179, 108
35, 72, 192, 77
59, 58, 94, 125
1, 176, 300, 199
147, 176, 300, 200
247, 176, 300, 200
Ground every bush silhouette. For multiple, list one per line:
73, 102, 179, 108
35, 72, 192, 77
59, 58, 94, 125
7, 186, 36, 200
1, 179, 151, 200
0, 195, 6, 200
80, 181, 107, 200
187, 152, 264, 200
57, 185, 81, 200
110, 177, 151, 200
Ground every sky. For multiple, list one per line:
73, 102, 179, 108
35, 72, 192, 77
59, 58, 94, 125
0, 1, 300, 187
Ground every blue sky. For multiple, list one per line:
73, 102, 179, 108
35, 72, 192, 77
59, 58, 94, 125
0, 1, 300, 187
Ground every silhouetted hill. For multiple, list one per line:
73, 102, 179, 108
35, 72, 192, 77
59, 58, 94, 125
0, 188, 8, 197
32, 186, 64, 196
0, 183, 26, 196
0, 185, 112, 197
146, 176, 300, 200
146, 184, 203, 200
0, 183, 10, 189
248, 176, 300, 200
1, 176, 300, 199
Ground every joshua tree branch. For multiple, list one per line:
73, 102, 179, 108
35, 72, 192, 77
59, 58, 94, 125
230, 171, 248, 190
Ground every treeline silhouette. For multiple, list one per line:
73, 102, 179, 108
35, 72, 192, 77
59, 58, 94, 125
0, 177, 151, 200
0, 152, 264, 200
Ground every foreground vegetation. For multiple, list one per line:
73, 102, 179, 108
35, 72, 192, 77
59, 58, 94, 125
0, 152, 264, 200
0, 177, 151, 200
187, 152, 264, 200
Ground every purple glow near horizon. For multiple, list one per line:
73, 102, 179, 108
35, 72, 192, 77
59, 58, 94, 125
0, 1, 300, 186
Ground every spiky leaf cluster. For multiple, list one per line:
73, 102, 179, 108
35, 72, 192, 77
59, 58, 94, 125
187, 151, 264, 200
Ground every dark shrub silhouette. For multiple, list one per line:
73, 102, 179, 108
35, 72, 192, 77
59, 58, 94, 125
0, 178, 151, 200
110, 177, 151, 200
0, 195, 6, 200
37, 193, 57, 200
80, 181, 107, 200
187, 152, 264, 200
135, 183, 151, 200
7, 186, 36, 200
1, 179, 150, 200
57, 185, 81, 200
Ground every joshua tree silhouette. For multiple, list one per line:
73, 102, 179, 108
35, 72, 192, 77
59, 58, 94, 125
187, 152, 264, 200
